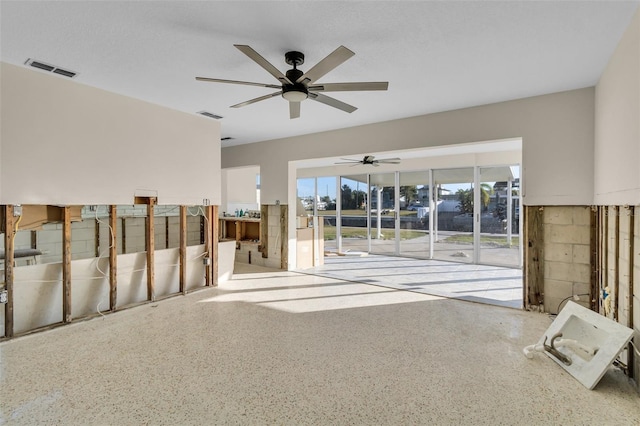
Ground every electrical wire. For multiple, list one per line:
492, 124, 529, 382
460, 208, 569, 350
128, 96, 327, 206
93, 207, 115, 279
556, 293, 590, 313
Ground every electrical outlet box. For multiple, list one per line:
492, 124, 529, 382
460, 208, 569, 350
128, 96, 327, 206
0, 290, 8, 304
14, 205, 22, 216
203, 256, 211, 266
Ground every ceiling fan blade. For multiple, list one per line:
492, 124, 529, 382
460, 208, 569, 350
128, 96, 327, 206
230, 91, 282, 108
377, 158, 401, 164
196, 77, 281, 89
308, 82, 389, 92
234, 44, 292, 85
335, 161, 360, 164
290, 101, 300, 119
308, 92, 357, 113
296, 45, 355, 84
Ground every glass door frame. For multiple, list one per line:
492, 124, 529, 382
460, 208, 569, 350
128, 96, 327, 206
324, 163, 522, 267
367, 171, 400, 256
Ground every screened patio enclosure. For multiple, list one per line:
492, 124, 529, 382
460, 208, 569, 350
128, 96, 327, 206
297, 164, 521, 268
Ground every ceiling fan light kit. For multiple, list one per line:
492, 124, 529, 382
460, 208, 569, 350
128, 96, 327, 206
197, 44, 388, 119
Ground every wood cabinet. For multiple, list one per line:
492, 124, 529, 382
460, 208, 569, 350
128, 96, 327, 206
219, 217, 261, 243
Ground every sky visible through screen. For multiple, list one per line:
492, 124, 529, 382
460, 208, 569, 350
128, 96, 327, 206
297, 166, 519, 201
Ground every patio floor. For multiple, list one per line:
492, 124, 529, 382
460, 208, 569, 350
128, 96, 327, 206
303, 254, 523, 309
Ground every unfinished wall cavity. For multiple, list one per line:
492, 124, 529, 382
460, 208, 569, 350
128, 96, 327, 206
232, 204, 287, 270
525, 204, 639, 387
1, 204, 222, 339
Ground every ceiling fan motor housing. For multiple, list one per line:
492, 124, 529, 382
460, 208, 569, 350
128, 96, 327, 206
283, 67, 308, 101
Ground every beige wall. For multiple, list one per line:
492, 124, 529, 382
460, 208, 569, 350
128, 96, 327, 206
594, 8, 640, 205
221, 165, 260, 214
223, 88, 595, 207
1, 62, 221, 206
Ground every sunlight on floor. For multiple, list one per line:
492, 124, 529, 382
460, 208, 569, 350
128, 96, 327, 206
200, 269, 443, 313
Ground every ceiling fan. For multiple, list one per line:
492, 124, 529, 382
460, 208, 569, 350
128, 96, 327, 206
196, 45, 388, 119
335, 155, 401, 167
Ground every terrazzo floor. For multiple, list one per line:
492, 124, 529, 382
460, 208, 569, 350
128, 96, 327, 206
306, 254, 523, 308
1, 263, 638, 425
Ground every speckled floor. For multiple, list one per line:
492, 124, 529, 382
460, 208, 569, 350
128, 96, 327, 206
1, 263, 638, 425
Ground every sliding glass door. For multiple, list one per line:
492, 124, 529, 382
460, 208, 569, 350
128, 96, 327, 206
369, 173, 397, 255
432, 168, 475, 263
399, 171, 430, 258
340, 175, 368, 253
299, 164, 521, 266
478, 166, 521, 267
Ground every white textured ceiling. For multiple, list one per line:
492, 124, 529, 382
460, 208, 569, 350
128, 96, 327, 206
1, 1, 638, 148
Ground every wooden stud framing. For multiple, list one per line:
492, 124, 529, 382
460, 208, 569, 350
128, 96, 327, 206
611, 206, 620, 322
94, 218, 100, 258
524, 206, 544, 309
109, 205, 118, 311
204, 206, 213, 286
146, 198, 156, 301
121, 217, 127, 254
628, 206, 635, 379
211, 205, 219, 287
260, 205, 269, 258
590, 207, 598, 312
165, 216, 170, 250
603, 207, 609, 315
179, 206, 187, 294
280, 205, 288, 270
4, 205, 15, 338
62, 206, 72, 323
30, 230, 37, 250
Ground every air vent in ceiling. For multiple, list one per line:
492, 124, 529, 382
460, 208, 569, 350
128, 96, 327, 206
197, 111, 223, 120
221, 137, 234, 141
24, 58, 77, 78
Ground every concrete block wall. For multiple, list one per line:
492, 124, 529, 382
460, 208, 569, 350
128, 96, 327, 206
542, 206, 592, 314
2, 205, 205, 266
266, 204, 284, 269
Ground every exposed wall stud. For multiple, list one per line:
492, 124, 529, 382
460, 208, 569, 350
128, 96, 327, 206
211, 205, 219, 287
179, 206, 187, 294
590, 207, 598, 311
146, 198, 156, 301
280, 205, 288, 270
62, 206, 72, 323
204, 206, 213, 286
628, 206, 635, 379
603, 207, 609, 315
121, 217, 127, 254
109, 205, 118, 311
524, 206, 544, 309
4, 205, 15, 338
614, 206, 620, 321
94, 218, 100, 258
260, 205, 269, 258
165, 216, 170, 249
